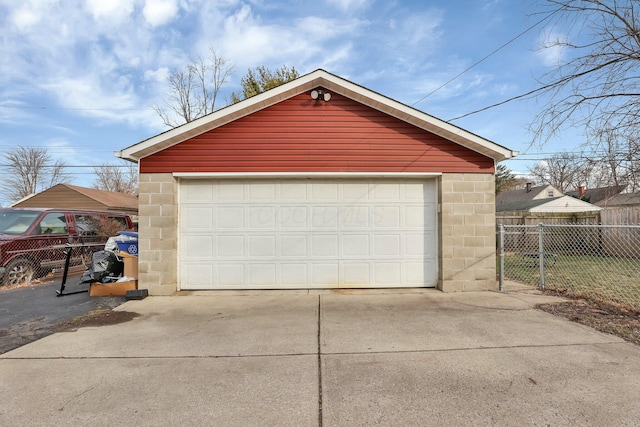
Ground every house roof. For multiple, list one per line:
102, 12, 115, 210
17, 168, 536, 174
497, 195, 602, 213
63, 184, 138, 211
117, 69, 517, 163
496, 184, 563, 206
566, 184, 627, 204
596, 191, 640, 207
11, 184, 138, 212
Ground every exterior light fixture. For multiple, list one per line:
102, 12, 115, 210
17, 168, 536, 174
311, 89, 331, 102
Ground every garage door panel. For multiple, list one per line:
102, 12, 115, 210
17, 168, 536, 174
248, 206, 276, 229
279, 206, 308, 229
179, 179, 438, 289
182, 235, 214, 259
280, 235, 307, 257
217, 235, 244, 257
373, 235, 401, 256
373, 206, 401, 228
342, 262, 370, 284
311, 234, 339, 257
281, 263, 308, 285
217, 207, 244, 229
312, 263, 339, 285
342, 234, 370, 257
183, 207, 213, 229
341, 206, 369, 228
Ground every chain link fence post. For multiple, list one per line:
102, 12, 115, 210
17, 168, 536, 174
498, 224, 505, 292
538, 223, 545, 289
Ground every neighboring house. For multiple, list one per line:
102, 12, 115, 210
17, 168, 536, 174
566, 184, 626, 205
595, 191, 640, 208
496, 184, 601, 226
117, 69, 517, 295
598, 191, 640, 224
11, 184, 138, 217
496, 183, 563, 209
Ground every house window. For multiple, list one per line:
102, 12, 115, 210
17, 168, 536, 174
548, 191, 554, 197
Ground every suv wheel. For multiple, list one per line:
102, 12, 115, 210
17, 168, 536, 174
3, 258, 37, 286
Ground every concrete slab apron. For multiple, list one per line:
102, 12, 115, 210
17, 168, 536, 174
0, 295, 320, 427
2, 292, 640, 426
320, 293, 640, 426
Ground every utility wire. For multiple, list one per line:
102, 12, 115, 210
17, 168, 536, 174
412, 7, 561, 115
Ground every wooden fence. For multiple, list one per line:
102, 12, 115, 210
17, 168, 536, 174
497, 207, 640, 258
600, 206, 640, 225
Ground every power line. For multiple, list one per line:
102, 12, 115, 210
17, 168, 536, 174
412, 7, 560, 109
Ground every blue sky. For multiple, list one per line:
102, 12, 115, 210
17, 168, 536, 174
0, 0, 577, 201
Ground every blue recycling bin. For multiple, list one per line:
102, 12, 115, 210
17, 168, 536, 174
111, 231, 138, 256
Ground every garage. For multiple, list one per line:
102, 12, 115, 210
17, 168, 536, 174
118, 69, 517, 295
178, 178, 437, 289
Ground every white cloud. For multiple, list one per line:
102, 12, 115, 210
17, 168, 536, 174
536, 29, 567, 66
326, 0, 372, 12
85, 0, 135, 23
219, 4, 365, 71
143, 0, 179, 27
10, 6, 40, 30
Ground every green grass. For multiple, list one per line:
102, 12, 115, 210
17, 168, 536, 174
500, 253, 640, 309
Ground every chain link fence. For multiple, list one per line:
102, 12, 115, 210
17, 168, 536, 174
0, 236, 110, 287
497, 224, 640, 311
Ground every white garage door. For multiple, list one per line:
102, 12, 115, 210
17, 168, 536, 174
178, 179, 438, 289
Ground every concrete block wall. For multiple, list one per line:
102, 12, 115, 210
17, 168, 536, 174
439, 173, 497, 292
138, 173, 178, 295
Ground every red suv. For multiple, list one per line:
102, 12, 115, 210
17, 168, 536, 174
0, 208, 135, 286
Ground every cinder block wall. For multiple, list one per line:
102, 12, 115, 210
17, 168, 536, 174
138, 173, 178, 295
439, 173, 497, 292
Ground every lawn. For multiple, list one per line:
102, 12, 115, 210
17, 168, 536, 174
501, 253, 640, 310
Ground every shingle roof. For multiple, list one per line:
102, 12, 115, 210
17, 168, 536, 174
64, 184, 138, 210
496, 198, 559, 212
496, 184, 562, 206
566, 184, 627, 204
595, 191, 640, 207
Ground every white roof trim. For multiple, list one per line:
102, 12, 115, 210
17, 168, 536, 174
117, 69, 517, 162
173, 172, 442, 179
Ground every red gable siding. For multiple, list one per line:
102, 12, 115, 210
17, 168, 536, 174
140, 91, 494, 173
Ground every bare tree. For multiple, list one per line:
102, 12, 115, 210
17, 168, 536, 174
527, 152, 593, 193
0, 147, 70, 203
531, 1, 640, 145
152, 47, 235, 127
589, 126, 640, 191
93, 162, 138, 195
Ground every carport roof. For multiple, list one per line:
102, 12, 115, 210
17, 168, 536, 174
116, 69, 518, 163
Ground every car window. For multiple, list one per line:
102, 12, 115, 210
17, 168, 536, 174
75, 214, 101, 236
35, 213, 68, 235
108, 216, 128, 228
0, 211, 40, 235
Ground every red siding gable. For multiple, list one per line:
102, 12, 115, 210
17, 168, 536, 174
140, 91, 495, 173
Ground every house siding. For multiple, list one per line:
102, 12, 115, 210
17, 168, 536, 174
140, 91, 494, 174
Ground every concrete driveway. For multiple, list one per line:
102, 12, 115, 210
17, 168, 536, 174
1, 289, 639, 426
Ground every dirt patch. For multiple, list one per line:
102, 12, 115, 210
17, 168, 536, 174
56, 308, 140, 331
537, 297, 640, 346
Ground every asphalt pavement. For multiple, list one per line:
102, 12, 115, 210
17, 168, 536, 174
0, 276, 125, 354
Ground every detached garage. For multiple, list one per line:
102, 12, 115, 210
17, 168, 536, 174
118, 69, 516, 295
